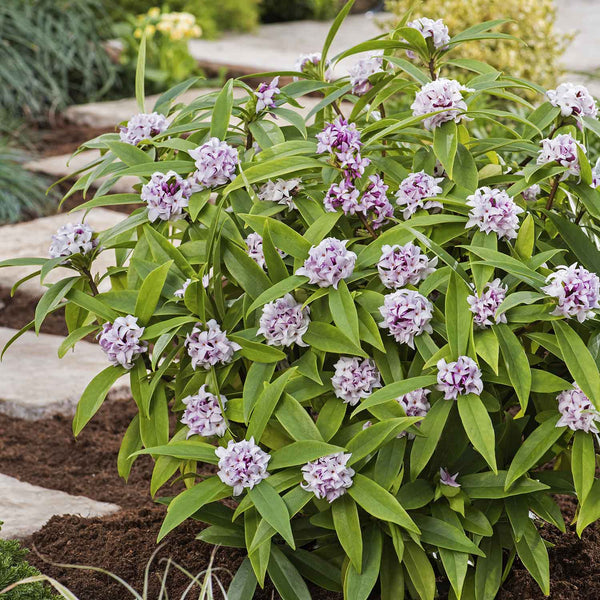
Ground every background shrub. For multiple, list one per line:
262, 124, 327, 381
0, 0, 117, 122
386, 0, 570, 89
260, 0, 340, 22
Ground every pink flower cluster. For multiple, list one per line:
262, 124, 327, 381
181, 384, 228, 438
467, 279, 507, 328
437, 356, 483, 400
331, 357, 382, 406
188, 138, 238, 189
466, 187, 524, 240
119, 112, 168, 146
377, 242, 437, 289
255, 76, 280, 113
556, 385, 600, 433
245, 232, 286, 269
397, 388, 431, 418
542, 263, 600, 322
296, 238, 356, 289
547, 83, 597, 119
301, 452, 355, 502
537, 133, 584, 178
406, 17, 450, 59
141, 171, 192, 222
411, 78, 472, 130
216, 437, 271, 496
98, 315, 148, 369
379, 289, 433, 347
324, 179, 361, 214
49, 223, 97, 259
258, 178, 302, 210
258, 293, 310, 347
349, 52, 384, 96
185, 319, 241, 370
395, 171, 444, 219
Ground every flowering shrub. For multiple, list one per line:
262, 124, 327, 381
6, 3, 600, 598
386, 0, 571, 90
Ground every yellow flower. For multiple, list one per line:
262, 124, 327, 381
148, 7, 160, 18
133, 27, 142, 39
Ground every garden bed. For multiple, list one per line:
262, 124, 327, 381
0, 397, 598, 599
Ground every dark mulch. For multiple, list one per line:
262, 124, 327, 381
28, 123, 115, 158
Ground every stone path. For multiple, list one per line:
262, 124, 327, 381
0, 475, 119, 539
0, 326, 128, 420
0, 209, 123, 296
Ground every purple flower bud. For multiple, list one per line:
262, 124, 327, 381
331, 357, 382, 406
181, 384, 228, 438
440, 467, 460, 487
324, 179, 361, 214
377, 242, 437, 289
556, 385, 600, 433
215, 437, 270, 496
542, 263, 600, 322
360, 174, 394, 229
411, 79, 472, 131
257, 293, 311, 347
301, 452, 355, 502
255, 76, 280, 113
141, 170, 192, 222
258, 178, 302, 210
98, 315, 148, 369
185, 319, 241, 370
406, 18, 450, 60
188, 138, 238, 190
349, 52, 384, 96
294, 52, 333, 81
436, 356, 483, 400
466, 187, 524, 240
395, 171, 444, 220
296, 238, 356, 289
119, 112, 168, 146
467, 279, 508, 328
49, 223, 97, 259
537, 133, 584, 178
547, 83, 597, 119
378, 289, 433, 348
337, 150, 371, 180
522, 184, 541, 202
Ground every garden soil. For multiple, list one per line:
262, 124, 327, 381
1, 399, 600, 599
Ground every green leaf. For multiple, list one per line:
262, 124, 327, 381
303, 322, 367, 357
572, 430, 596, 505
553, 320, 600, 410
224, 242, 271, 299
453, 143, 478, 193
275, 393, 324, 441
457, 394, 497, 472
329, 280, 360, 346
269, 441, 344, 470
249, 480, 295, 548
58, 324, 100, 358
493, 324, 531, 414
144, 225, 195, 279
134, 261, 172, 324
73, 366, 127, 435
228, 558, 257, 600
461, 470, 549, 498
243, 362, 275, 423
158, 477, 230, 541
249, 120, 285, 148
434, 121, 458, 178
246, 275, 306, 317
229, 335, 286, 363
475, 535, 503, 600
515, 213, 535, 260
35, 277, 79, 334
210, 78, 233, 140
445, 270, 472, 358
474, 328, 499, 373
514, 520, 550, 596
413, 515, 485, 556
410, 399, 453, 479
576, 478, 600, 535
332, 494, 363, 571
343, 525, 381, 600
470, 230, 496, 295
505, 416, 563, 490
348, 474, 420, 534
106, 141, 153, 166
117, 413, 141, 482
321, 0, 356, 63
267, 545, 311, 600
403, 541, 436, 600
285, 548, 342, 593
132, 441, 220, 463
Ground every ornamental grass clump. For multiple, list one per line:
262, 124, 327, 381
6, 3, 600, 598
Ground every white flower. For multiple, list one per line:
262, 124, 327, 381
547, 83, 597, 119
258, 178, 302, 210
216, 437, 270, 496
331, 357, 381, 406
258, 294, 311, 347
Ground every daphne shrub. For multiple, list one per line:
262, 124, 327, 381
5, 3, 600, 598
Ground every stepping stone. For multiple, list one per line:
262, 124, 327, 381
0, 474, 119, 539
188, 13, 389, 76
0, 209, 124, 297
0, 327, 128, 420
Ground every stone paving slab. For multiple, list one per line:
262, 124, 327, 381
0, 474, 119, 539
0, 209, 123, 297
0, 327, 128, 420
